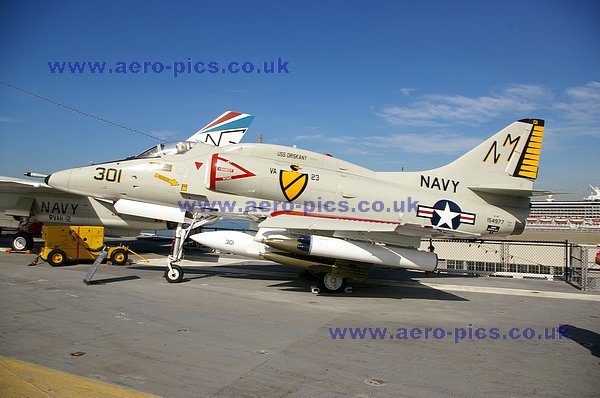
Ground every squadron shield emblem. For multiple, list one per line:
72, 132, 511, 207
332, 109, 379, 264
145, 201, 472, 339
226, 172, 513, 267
279, 169, 308, 201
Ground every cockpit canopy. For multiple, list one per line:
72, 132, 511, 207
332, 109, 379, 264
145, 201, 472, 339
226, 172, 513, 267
133, 141, 198, 159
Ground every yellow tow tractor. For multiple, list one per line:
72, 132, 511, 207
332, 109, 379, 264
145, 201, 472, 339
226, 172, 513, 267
40, 226, 129, 266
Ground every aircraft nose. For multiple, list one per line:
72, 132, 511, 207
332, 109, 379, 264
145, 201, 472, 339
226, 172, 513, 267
45, 169, 72, 193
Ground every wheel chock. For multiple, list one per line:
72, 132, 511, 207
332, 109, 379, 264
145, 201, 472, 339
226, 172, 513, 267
4, 249, 33, 254
83, 249, 109, 285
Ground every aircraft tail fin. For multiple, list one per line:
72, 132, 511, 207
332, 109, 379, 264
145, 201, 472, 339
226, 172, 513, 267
431, 119, 545, 193
187, 111, 255, 146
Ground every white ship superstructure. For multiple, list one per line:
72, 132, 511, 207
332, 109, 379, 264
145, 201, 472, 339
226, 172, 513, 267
526, 186, 600, 231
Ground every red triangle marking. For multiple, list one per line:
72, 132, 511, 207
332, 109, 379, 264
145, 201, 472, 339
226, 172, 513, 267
209, 154, 255, 189
214, 157, 254, 181
195, 162, 203, 170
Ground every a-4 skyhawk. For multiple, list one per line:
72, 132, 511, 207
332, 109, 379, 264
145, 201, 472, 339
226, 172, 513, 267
46, 118, 546, 293
0, 110, 254, 250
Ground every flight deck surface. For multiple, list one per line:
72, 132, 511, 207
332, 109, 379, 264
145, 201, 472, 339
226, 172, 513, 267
1, 237, 598, 397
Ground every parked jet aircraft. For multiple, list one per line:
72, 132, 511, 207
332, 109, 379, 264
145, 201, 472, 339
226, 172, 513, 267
46, 118, 546, 292
0, 175, 173, 250
0, 111, 254, 250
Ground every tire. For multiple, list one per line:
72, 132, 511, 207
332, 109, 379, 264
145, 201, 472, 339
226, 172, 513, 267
164, 264, 184, 283
47, 249, 67, 267
317, 272, 346, 293
12, 232, 34, 251
110, 249, 128, 265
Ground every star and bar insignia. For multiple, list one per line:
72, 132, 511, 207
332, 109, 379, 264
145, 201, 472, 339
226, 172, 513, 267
417, 199, 476, 230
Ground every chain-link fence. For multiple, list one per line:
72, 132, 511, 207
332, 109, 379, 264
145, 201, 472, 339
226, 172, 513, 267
567, 244, 600, 291
420, 239, 569, 279
420, 239, 600, 291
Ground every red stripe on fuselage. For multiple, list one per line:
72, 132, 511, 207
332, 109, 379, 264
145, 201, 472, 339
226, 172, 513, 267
270, 210, 401, 225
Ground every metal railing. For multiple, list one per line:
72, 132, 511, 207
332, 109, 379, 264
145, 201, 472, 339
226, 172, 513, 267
567, 244, 600, 291
421, 239, 568, 279
421, 239, 599, 291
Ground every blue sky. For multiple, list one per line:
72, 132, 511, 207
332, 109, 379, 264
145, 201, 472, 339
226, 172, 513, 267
1, 0, 598, 199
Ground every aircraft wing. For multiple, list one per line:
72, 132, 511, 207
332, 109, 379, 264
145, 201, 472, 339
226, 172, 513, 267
259, 213, 400, 232
258, 212, 480, 247
187, 111, 255, 146
0, 176, 55, 194
0, 176, 56, 218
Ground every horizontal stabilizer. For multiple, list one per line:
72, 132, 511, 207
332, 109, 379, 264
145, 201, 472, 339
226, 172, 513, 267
469, 186, 560, 197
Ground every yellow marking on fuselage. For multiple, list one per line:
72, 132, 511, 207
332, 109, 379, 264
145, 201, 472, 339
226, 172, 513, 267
154, 173, 179, 186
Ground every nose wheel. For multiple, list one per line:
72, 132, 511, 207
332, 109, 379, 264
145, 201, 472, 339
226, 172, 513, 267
163, 214, 219, 283
164, 264, 184, 283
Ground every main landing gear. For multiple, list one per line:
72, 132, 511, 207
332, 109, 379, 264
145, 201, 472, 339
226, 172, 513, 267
11, 231, 34, 251
164, 215, 218, 283
317, 272, 346, 293
312, 272, 354, 294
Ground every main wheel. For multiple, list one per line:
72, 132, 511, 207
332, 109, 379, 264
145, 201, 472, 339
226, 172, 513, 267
164, 264, 184, 283
12, 232, 34, 251
47, 249, 67, 267
110, 249, 128, 265
318, 272, 346, 293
